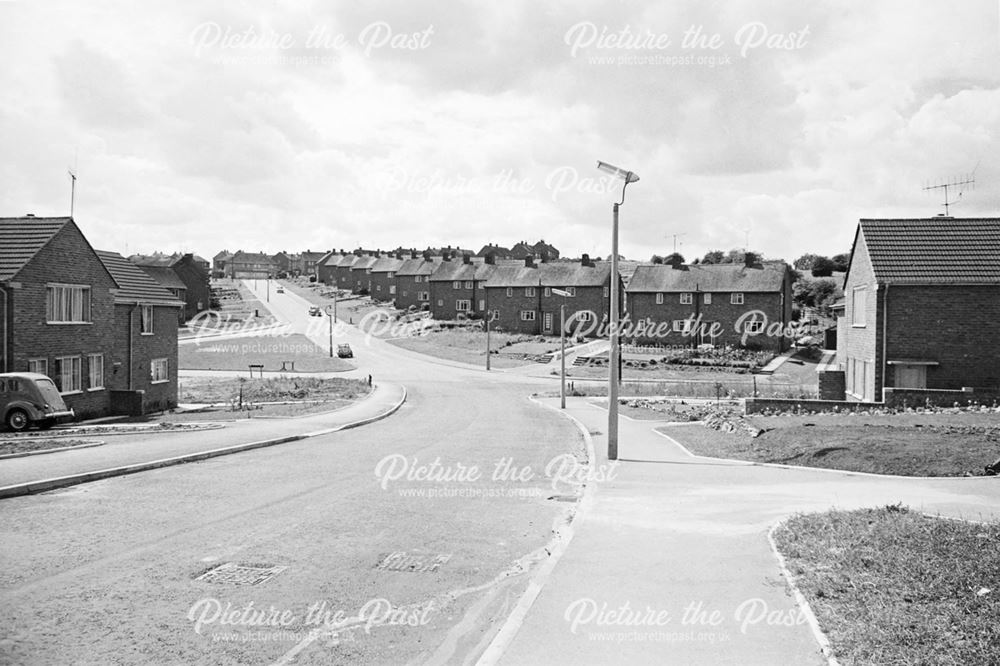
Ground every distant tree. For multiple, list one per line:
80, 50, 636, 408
811, 256, 837, 277
831, 253, 850, 272
664, 252, 685, 267
692, 257, 700, 265
650, 255, 664, 264
793, 253, 822, 271
701, 250, 725, 264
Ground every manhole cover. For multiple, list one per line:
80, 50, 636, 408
195, 562, 287, 586
375, 551, 451, 573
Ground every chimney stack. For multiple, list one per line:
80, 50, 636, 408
581, 253, 592, 267
484, 252, 496, 265
524, 256, 535, 268
463, 254, 471, 264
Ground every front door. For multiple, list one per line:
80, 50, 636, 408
543, 312, 553, 333
895, 364, 927, 389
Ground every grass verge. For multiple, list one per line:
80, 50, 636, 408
773, 506, 1000, 665
0, 438, 97, 456
179, 334, 353, 372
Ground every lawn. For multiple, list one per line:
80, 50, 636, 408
386, 329, 540, 368
179, 334, 354, 372
660, 411, 1000, 476
0, 438, 98, 457
171, 376, 371, 419
773, 506, 1000, 665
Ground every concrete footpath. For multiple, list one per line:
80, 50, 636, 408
486, 397, 1000, 666
0, 382, 406, 498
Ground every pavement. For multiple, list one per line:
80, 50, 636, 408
0, 382, 406, 498
485, 397, 1000, 666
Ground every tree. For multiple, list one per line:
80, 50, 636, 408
664, 252, 685, 267
701, 250, 725, 264
831, 253, 850, 272
811, 257, 837, 277
793, 253, 821, 271
650, 255, 664, 264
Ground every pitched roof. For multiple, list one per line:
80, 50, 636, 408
856, 218, 1000, 284
350, 255, 378, 270
430, 258, 483, 282
397, 257, 441, 276
626, 263, 788, 293
0, 216, 72, 281
539, 261, 610, 287
130, 253, 180, 267
138, 265, 186, 290
484, 265, 541, 288
230, 251, 275, 263
369, 255, 404, 273
96, 250, 184, 305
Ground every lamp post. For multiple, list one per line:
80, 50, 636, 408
326, 304, 335, 357
597, 160, 639, 461
552, 288, 574, 409
485, 308, 497, 371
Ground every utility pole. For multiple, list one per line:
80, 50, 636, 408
68, 168, 77, 217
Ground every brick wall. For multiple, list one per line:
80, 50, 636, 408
540, 283, 612, 338
9, 222, 118, 420
369, 273, 396, 302
485, 285, 541, 334
394, 273, 430, 311
107, 304, 178, 412
818, 370, 846, 400
173, 256, 211, 321
430, 280, 480, 320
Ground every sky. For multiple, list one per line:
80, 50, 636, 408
1, 0, 999, 265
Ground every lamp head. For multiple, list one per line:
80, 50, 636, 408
597, 161, 639, 183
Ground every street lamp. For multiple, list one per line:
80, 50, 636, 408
485, 308, 498, 371
552, 288, 574, 409
597, 160, 639, 461
326, 304, 336, 357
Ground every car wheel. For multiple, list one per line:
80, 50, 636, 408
5, 408, 30, 432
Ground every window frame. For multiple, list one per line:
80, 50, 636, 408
520, 310, 536, 321
730, 292, 745, 305
456, 299, 471, 312
46, 284, 92, 324
151, 358, 169, 384
140, 304, 154, 335
88, 353, 105, 391
655, 293, 664, 305
852, 286, 867, 327
28, 358, 48, 375
55, 355, 83, 394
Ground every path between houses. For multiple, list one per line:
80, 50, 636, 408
0, 382, 405, 498
486, 397, 1000, 666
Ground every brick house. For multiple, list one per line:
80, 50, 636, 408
835, 218, 1000, 402
477, 243, 513, 259
96, 251, 184, 414
483, 257, 544, 334
212, 250, 232, 278
316, 251, 344, 285
299, 250, 327, 279
394, 253, 440, 311
538, 255, 615, 336
0, 216, 181, 420
368, 254, 404, 303
333, 253, 360, 291
349, 254, 379, 294
226, 251, 276, 279
428, 254, 499, 320
626, 258, 793, 349
130, 253, 210, 322
271, 251, 292, 276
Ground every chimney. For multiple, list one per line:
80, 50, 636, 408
581, 253, 592, 267
442, 252, 451, 262
524, 256, 535, 268
422, 250, 432, 261
463, 254, 471, 264
484, 252, 496, 266
411, 250, 419, 259
744, 252, 757, 268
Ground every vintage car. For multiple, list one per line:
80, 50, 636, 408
0, 372, 74, 431
337, 344, 353, 358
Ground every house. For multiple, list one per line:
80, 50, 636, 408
227, 251, 277, 279
134, 264, 187, 323
299, 250, 328, 278
0, 216, 182, 420
213, 250, 232, 278
537, 255, 614, 336
482, 257, 543, 334
394, 252, 440, 311
271, 251, 292, 276
835, 217, 1000, 402
625, 257, 793, 349
316, 250, 344, 285
506, 239, 561, 261
368, 253, 405, 303
533, 239, 560, 260
96, 251, 184, 415
333, 253, 361, 291
428, 253, 497, 320
349, 254, 379, 294
130, 252, 211, 322
476, 243, 513, 259
192, 255, 211, 274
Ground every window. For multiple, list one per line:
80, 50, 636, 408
376, 285, 382, 292
88, 354, 104, 390
453, 281, 462, 289
655, 293, 664, 305
389, 285, 396, 295
140, 305, 154, 334
28, 358, 47, 375
680, 293, 693, 305
604, 286, 609, 297
46, 284, 91, 323
731, 293, 744, 305
525, 287, 536, 297
543, 312, 553, 330
544, 287, 551, 297
852, 287, 867, 326
415, 276, 422, 283
744, 320, 765, 335
704, 293, 712, 304
672, 320, 692, 334
456, 300, 471, 311
437, 299, 444, 307
464, 281, 473, 289
577, 311, 594, 322
55, 356, 82, 393
566, 287, 576, 297
418, 292, 429, 302
151, 358, 169, 383
506, 287, 513, 297
478, 300, 485, 311
520, 310, 536, 321
388, 272, 394, 278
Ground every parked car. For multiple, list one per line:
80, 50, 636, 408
337, 344, 353, 358
309, 306, 321, 316
276, 286, 285, 294
0, 372, 74, 431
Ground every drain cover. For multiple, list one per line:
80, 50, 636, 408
195, 562, 287, 586
375, 551, 451, 573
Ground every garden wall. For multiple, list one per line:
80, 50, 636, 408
744, 397, 882, 414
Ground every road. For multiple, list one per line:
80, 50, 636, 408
0, 280, 584, 665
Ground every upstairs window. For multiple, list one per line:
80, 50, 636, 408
731, 293, 744, 305
525, 287, 536, 297
680, 293, 693, 305
655, 293, 664, 305
46, 284, 91, 323
852, 287, 867, 326
704, 293, 712, 304
140, 305, 154, 334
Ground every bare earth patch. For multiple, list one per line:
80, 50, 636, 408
0, 438, 99, 457
169, 376, 372, 420
773, 506, 1000, 665
179, 334, 354, 372
660, 412, 1000, 476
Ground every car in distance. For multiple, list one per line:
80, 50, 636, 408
337, 344, 353, 358
309, 306, 322, 316
0, 372, 74, 431
276, 286, 285, 294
